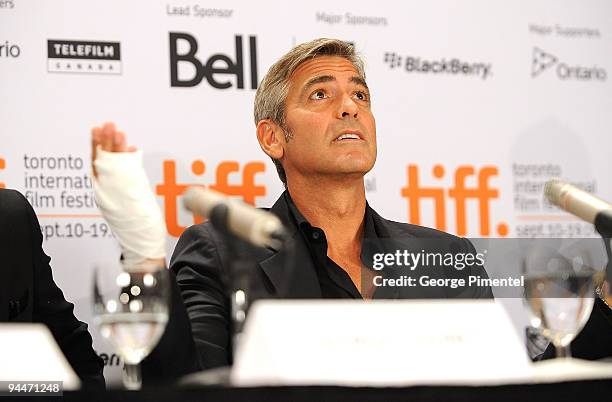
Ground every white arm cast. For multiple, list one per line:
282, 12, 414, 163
93, 146, 166, 267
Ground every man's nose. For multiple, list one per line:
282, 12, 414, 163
336, 93, 359, 119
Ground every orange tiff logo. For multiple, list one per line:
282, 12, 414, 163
0, 157, 5, 189
156, 159, 266, 237
401, 164, 508, 237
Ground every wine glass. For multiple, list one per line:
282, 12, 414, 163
523, 247, 596, 358
92, 263, 170, 390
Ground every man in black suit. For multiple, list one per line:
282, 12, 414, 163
0, 188, 105, 389
91, 38, 492, 381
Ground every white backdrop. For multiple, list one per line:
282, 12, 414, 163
1, 0, 611, 385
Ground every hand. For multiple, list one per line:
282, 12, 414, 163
91, 122, 137, 177
90, 122, 166, 268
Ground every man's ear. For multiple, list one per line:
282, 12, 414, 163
256, 119, 285, 160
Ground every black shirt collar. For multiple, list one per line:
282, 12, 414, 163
282, 190, 378, 240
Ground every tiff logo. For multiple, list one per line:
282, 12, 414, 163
156, 159, 266, 237
401, 164, 508, 237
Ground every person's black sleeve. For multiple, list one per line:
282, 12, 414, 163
22, 193, 105, 390
142, 223, 230, 383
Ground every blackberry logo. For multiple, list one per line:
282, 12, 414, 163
531, 47, 557, 77
47, 40, 121, 75
383, 52, 402, 69
384, 52, 492, 80
531, 47, 606, 81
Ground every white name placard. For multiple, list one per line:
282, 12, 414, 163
0, 324, 81, 390
231, 300, 532, 386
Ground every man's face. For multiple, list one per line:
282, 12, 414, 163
281, 56, 377, 182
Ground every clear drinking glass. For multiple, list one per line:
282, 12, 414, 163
92, 263, 170, 390
523, 249, 595, 358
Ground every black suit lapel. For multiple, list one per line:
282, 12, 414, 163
257, 194, 322, 299
367, 207, 448, 299
258, 231, 322, 299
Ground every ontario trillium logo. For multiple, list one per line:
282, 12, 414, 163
531, 47, 557, 78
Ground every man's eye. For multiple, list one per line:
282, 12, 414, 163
310, 90, 328, 100
355, 91, 369, 102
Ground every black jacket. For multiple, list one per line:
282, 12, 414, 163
0, 189, 105, 390
143, 192, 492, 381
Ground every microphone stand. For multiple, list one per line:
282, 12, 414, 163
207, 202, 295, 357
208, 204, 252, 358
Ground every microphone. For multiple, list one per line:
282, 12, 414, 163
183, 186, 287, 249
544, 179, 612, 225
545, 179, 612, 286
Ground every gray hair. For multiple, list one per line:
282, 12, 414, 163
253, 38, 366, 186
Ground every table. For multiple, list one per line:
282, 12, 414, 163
62, 379, 612, 402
